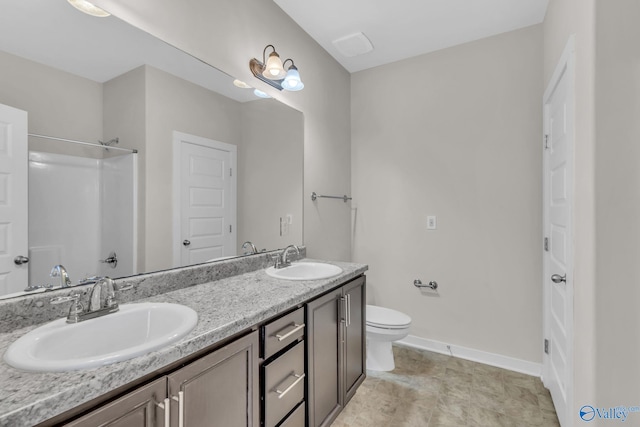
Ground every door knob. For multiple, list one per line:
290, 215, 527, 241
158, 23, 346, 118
551, 274, 566, 284
183, 240, 191, 247
14, 256, 29, 265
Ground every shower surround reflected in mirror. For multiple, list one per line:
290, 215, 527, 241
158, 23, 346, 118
28, 147, 137, 294
0, 0, 303, 299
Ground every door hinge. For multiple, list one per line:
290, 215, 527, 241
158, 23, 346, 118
229, 225, 232, 233
544, 339, 550, 354
544, 134, 550, 149
230, 168, 233, 177
544, 237, 549, 252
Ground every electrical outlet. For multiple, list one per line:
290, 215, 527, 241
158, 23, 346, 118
427, 216, 437, 230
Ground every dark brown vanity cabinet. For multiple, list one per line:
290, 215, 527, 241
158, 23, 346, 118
64, 331, 259, 427
51, 274, 365, 427
306, 275, 366, 427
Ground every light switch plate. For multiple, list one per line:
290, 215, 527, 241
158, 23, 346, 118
427, 216, 437, 230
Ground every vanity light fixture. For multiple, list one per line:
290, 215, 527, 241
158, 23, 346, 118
67, 0, 110, 17
249, 45, 304, 92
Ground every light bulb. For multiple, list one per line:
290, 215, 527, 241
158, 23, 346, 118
262, 52, 286, 80
281, 66, 304, 91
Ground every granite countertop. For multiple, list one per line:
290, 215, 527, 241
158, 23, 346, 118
0, 259, 367, 426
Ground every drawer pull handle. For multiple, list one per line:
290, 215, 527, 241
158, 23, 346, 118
171, 391, 184, 427
275, 373, 306, 399
156, 397, 171, 426
275, 323, 305, 341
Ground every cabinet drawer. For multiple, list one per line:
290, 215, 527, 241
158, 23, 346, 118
263, 306, 305, 359
279, 402, 305, 427
264, 341, 305, 427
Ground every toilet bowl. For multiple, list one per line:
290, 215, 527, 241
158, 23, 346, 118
366, 305, 411, 371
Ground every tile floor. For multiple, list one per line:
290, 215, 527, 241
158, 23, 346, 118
333, 345, 560, 427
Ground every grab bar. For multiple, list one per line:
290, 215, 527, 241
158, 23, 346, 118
414, 279, 438, 290
311, 192, 352, 203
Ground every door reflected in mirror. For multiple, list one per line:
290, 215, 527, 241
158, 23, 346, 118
0, 0, 303, 299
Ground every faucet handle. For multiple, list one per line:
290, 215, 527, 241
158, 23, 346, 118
116, 283, 134, 292
50, 293, 82, 305
271, 253, 282, 269
51, 293, 84, 323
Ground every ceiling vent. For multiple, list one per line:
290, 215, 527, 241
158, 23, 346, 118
332, 32, 374, 58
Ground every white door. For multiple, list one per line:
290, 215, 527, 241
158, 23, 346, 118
542, 37, 574, 427
0, 104, 28, 296
173, 132, 236, 267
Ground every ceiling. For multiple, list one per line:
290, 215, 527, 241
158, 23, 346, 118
0, 0, 256, 102
273, 0, 549, 73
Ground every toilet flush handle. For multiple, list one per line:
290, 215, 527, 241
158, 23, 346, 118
414, 279, 438, 290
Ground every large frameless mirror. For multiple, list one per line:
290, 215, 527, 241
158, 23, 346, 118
0, 0, 303, 300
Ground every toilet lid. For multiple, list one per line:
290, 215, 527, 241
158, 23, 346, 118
366, 305, 411, 328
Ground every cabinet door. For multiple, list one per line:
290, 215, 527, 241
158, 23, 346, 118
343, 276, 366, 403
64, 377, 167, 427
167, 331, 259, 427
306, 288, 343, 427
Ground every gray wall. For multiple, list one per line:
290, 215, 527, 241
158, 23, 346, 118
351, 25, 543, 363
93, 0, 352, 262
103, 66, 147, 270
595, 0, 640, 411
144, 66, 242, 271
0, 50, 103, 156
105, 65, 304, 272
239, 99, 304, 251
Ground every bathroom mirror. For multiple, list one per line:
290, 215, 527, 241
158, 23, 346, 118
0, 0, 303, 299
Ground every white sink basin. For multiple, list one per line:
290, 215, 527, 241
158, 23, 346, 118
4, 302, 198, 372
266, 262, 343, 281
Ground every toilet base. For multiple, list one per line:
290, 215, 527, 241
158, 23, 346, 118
366, 339, 396, 371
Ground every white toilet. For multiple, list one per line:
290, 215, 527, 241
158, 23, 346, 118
366, 305, 412, 371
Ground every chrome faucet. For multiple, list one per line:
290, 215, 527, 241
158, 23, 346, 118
50, 265, 71, 288
242, 241, 258, 255
50, 277, 121, 323
89, 277, 117, 312
274, 245, 300, 269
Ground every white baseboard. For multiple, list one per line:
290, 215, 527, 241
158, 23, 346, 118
397, 335, 542, 378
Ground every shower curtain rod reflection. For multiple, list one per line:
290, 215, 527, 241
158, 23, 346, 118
28, 133, 138, 154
